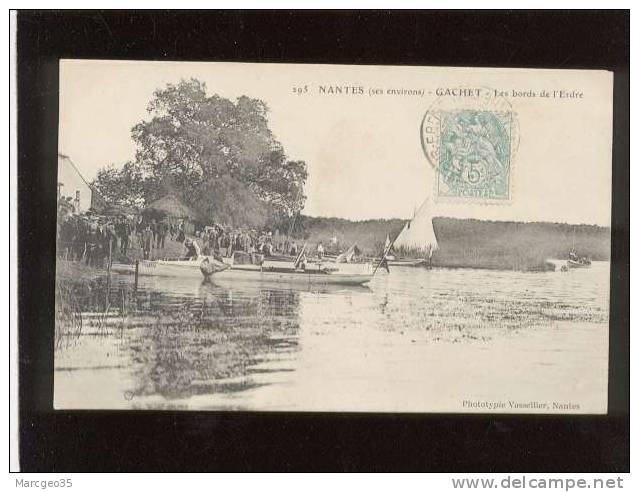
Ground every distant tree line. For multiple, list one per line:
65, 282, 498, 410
282, 215, 610, 271
92, 79, 307, 229
431, 218, 610, 271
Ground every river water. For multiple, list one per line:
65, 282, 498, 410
54, 262, 609, 413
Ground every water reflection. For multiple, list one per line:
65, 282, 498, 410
54, 263, 610, 412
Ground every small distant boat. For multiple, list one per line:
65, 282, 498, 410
567, 258, 591, 269
384, 256, 427, 267
566, 228, 591, 269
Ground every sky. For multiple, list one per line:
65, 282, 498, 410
59, 60, 613, 226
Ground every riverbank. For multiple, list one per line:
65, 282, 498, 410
55, 215, 609, 278
295, 216, 610, 272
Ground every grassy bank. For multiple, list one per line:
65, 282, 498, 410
56, 217, 610, 274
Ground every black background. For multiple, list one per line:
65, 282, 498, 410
17, 10, 630, 472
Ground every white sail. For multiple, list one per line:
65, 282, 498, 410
393, 198, 439, 257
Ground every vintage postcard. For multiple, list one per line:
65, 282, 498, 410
54, 60, 612, 413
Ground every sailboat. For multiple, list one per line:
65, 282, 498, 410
385, 198, 439, 267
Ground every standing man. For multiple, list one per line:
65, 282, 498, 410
85, 221, 98, 266
142, 224, 154, 260
156, 220, 167, 250
176, 220, 185, 243
150, 219, 158, 246
136, 217, 144, 248
105, 219, 118, 266
117, 217, 132, 256
96, 219, 107, 267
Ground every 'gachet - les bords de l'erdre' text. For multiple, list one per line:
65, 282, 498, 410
291, 84, 584, 99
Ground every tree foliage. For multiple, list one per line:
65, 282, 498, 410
93, 78, 307, 227
92, 161, 147, 208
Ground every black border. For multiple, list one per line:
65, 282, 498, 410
16, 10, 630, 472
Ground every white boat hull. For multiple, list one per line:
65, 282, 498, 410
112, 258, 207, 277
112, 257, 373, 285
567, 260, 591, 269
212, 267, 372, 286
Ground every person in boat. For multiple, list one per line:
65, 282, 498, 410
290, 241, 298, 256
182, 238, 201, 260
297, 251, 308, 270
317, 241, 325, 260
264, 238, 273, 257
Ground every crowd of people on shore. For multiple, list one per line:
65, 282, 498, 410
57, 211, 319, 267
57, 213, 188, 266
195, 227, 303, 259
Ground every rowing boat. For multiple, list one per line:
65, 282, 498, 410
112, 255, 374, 286
211, 257, 373, 285
111, 257, 225, 278
386, 258, 427, 267
567, 259, 591, 269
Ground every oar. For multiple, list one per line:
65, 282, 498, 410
373, 236, 396, 275
293, 243, 307, 269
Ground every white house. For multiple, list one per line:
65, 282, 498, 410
57, 153, 98, 213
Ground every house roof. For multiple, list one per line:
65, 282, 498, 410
145, 194, 199, 219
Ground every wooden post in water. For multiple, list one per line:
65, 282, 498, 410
134, 260, 139, 291
106, 239, 112, 311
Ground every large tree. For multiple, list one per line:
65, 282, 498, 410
93, 78, 307, 226
92, 161, 147, 208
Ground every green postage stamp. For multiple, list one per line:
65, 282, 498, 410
421, 88, 519, 204
437, 110, 512, 200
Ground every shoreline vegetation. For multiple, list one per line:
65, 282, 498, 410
57, 216, 610, 279
295, 216, 610, 272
